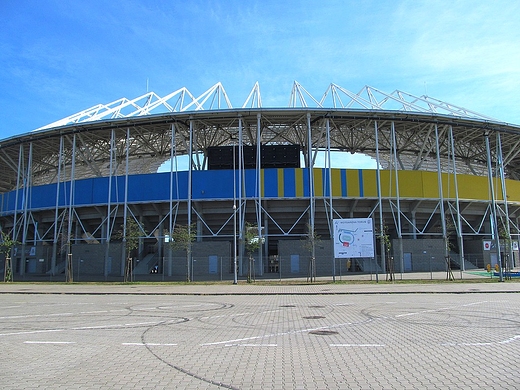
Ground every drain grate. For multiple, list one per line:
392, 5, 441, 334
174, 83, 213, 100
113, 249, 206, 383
308, 305, 326, 308
303, 316, 325, 319
309, 330, 338, 335
280, 305, 296, 307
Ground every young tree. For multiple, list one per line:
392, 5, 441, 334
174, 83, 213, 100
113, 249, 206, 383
1, 231, 19, 282
377, 223, 393, 281
118, 218, 145, 283
170, 224, 196, 282
244, 222, 261, 283
302, 223, 320, 283
499, 222, 513, 280
444, 216, 456, 281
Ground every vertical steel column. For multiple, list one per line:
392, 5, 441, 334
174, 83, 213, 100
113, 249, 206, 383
104, 129, 115, 278
13, 144, 24, 241
66, 136, 76, 282
434, 125, 448, 259
256, 113, 263, 276
21, 143, 33, 276
51, 136, 64, 275
449, 126, 465, 273
233, 142, 238, 283
391, 121, 403, 275
497, 132, 513, 273
307, 113, 315, 226
12, 145, 23, 275
307, 113, 315, 280
326, 118, 335, 282
13, 145, 23, 245
187, 117, 194, 281
238, 116, 244, 276
375, 121, 386, 278
169, 123, 175, 277
485, 133, 503, 282
121, 128, 130, 277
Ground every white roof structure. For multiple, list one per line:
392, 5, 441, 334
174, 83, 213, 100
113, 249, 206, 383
37, 82, 496, 131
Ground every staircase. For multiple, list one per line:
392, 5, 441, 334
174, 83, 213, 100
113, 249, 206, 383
133, 253, 159, 274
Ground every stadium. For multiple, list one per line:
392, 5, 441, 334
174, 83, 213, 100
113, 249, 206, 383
1, 82, 519, 282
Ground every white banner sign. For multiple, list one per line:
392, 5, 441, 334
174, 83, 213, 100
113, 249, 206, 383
333, 218, 374, 258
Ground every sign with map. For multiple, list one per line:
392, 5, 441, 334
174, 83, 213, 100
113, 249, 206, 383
333, 218, 374, 258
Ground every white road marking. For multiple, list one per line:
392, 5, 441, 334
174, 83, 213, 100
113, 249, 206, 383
122, 343, 178, 346
443, 335, 520, 346
24, 341, 76, 344
0, 312, 74, 320
201, 321, 356, 346
199, 312, 253, 320
395, 301, 487, 318
0, 321, 164, 337
225, 344, 277, 347
330, 344, 384, 347
0, 309, 126, 320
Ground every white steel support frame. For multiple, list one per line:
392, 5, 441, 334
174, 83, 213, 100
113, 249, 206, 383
233, 142, 238, 284
449, 126, 465, 273
188, 117, 194, 282
51, 136, 64, 275
13, 144, 22, 274
104, 129, 116, 278
255, 113, 263, 276
121, 128, 130, 279
325, 118, 335, 282
66, 136, 76, 282
21, 143, 33, 276
434, 124, 450, 278
238, 116, 244, 277
168, 123, 177, 278
307, 113, 316, 281
485, 133, 504, 282
375, 120, 386, 276
497, 132, 514, 271
391, 121, 403, 277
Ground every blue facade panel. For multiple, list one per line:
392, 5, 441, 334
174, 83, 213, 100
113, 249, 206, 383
284, 169, 295, 197
0, 168, 318, 215
263, 169, 278, 198
29, 183, 58, 209
192, 170, 233, 199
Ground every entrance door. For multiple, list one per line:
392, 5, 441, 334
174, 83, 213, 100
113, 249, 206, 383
404, 252, 412, 272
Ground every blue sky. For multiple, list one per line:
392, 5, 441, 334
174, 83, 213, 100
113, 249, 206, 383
1, 0, 519, 140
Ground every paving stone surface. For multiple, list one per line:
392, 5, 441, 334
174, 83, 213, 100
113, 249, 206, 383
1, 282, 520, 389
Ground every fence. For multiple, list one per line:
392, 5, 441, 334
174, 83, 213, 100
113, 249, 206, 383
1, 250, 494, 282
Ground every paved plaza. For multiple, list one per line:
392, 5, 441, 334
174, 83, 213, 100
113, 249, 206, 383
1, 282, 520, 389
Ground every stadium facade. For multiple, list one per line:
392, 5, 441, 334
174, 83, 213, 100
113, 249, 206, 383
1, 82, 519, 281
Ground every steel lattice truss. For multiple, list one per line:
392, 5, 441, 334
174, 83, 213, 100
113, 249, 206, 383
37, 82, 498, 131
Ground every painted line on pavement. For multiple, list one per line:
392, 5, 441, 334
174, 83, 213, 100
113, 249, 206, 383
396, 301, 487, 318
0, 320, 165, 337
225, 344, 278, 347
122, 343, 178, 346
24, 341, 76, 344
330, 344, 384, 347
0, 309, 127, 320
201, 321, 358, 346
443, 334, 520, 346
